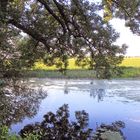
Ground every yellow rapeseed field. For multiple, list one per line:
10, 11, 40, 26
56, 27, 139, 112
120, 57, 140, 67
33, 58, 82, 70
34, 57, 140, 70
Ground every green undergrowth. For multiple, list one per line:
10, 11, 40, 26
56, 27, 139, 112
0, 125, 39, 140
22, 67, 140, 79
119, 67, 140, 78
23, 69, 96, 79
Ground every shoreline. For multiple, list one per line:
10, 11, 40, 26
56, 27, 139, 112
22, 67, 140, 79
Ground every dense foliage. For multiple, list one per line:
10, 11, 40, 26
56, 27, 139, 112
0, 0, 140, 78
104, 0, 140, 35
0, 0, 139, 78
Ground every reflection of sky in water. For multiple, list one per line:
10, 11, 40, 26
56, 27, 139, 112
11, 79, 140, 140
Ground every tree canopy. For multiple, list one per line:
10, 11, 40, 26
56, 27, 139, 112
0, 0, 139, 78
104, 0, 140, 34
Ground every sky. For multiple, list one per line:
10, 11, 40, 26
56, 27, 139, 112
110, 18, 140, 56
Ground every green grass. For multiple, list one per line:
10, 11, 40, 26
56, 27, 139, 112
23, 69, 96, 79
120, 67, 140, 78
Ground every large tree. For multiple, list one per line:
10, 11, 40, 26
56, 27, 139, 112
0, 0, 134, 78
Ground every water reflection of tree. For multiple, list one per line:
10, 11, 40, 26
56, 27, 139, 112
20, 104, 125, 140
0, 79, 48, 127
63, 81, 106, 102
90, 88, 105, 102
64, 81, 69, 94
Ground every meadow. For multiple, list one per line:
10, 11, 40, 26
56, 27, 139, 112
120, 57, 140, 78
25, 57, 140, 78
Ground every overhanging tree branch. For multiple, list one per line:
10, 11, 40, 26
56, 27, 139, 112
52, 0, 71, 32
8, 19, 51, 51
37, 0, 67, 34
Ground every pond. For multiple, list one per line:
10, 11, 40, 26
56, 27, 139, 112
1, 79, 140, 140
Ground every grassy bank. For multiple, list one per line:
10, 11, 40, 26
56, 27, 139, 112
23, 57, 140, 79
23, 69, 96, 79
23, 67, 140, 79
120, 67, 140, 78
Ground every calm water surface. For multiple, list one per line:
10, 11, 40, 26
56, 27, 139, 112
6, 79, 140, 140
